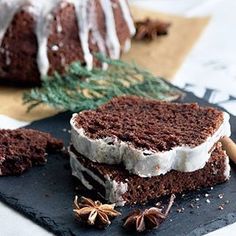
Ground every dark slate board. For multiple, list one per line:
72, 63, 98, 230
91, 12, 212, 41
0, 90, 236, 236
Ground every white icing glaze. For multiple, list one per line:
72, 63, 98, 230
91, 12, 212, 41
70, 0, 93, 70
69, 147, 127, 206
0, 0, 28, 46
51, 45, 59, 51
119, 0, 136, 36
70, 148, 102, 190
70, 112, 231, 177
90, 0, 107, 69
0, 0, 133, 76
224, 154, 231, 180
55, 14, 63, 33
105, 176, 128, 206
123, 38, 131, 52
100, 0, 120, 59
28, 0, 62, 77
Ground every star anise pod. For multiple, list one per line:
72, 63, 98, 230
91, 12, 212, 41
135, 18, 171, 41
73, 196, 121, 228
123, 194, 175, 232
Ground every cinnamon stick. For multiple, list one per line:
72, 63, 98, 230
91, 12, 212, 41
220, 136, 236, 164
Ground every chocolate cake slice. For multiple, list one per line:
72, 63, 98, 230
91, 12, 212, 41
69, 144, 230, 206
0, 128, 63, 176
70, 96, 231, 177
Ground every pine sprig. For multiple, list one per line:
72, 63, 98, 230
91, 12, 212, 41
23, 54, 182, 112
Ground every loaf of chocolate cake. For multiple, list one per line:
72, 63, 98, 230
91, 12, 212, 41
69, 96, 231, 205
0, 128, 63, 175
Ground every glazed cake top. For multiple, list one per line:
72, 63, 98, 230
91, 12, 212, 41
74, 96, 224, 152
0, 0, 135, 77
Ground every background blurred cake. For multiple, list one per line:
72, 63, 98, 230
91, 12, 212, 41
0, 0, 135, 86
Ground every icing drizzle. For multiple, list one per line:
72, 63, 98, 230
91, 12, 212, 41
0, 0, 29, 46
0, 0, 134, 77
30, 0, 62, 76
119, 0, 136, 36
70, 0, 93, 70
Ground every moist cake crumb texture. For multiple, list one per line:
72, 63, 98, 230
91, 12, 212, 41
0, 128, 63, 175
74, 96, 224, 152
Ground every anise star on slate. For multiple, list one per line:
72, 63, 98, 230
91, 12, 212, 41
73, 196, 121, 228
123, 194, 176, 232
135, 18, 171, 41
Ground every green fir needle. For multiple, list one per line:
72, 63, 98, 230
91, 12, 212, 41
23, 54, 182, 112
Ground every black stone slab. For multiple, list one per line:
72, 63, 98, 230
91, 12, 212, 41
0, 90, 236, 236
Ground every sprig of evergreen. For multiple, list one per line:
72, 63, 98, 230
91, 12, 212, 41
23, 54, 182, 112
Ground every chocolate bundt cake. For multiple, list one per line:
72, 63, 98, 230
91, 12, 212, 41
0, 0, 135, 86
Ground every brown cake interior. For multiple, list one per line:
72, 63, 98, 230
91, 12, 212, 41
74, 96, 224, 152
70, 144, 229, 205
0, 128, 63, 175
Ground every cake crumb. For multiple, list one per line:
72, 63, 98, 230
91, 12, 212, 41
176, 207, 185, 213
190, 203, 195, 208
205, 193, 209, 198
206, 199, 211, 204
218, 204, 224, 210
51, 45, 59, 51
218, 193, 224, 199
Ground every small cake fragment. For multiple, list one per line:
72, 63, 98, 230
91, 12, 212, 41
0, 128, 63, 176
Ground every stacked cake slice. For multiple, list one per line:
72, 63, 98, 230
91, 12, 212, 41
69, 96, 231, 206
